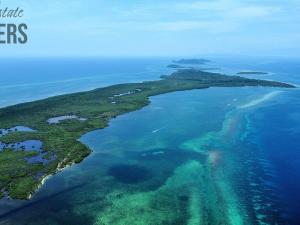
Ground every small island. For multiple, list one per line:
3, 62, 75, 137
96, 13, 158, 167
167, 64, 191, 69
172, 58, 211, 65
237, 71, 269, 75
167, 64, 219, 71
0, 69, 295, 200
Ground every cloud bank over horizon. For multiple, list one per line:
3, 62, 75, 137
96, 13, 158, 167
1, 0, 300, 57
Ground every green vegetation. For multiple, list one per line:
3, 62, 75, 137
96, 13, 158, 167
0, 150, 44, 199
0, 69, 295, 199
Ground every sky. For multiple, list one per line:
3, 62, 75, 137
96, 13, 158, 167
0, 0, 300, 57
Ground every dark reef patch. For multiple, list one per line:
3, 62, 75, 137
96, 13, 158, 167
134, 148, 205, 163
179, 195, 189, 202
108, 164, 152, 184
122, 148, 207, 189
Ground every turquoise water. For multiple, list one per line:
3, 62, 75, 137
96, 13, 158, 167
0, 57, 300, 224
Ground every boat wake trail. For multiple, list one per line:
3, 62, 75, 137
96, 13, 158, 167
151, 126, 166, 134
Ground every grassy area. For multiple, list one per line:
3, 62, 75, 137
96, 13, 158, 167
0, 69, 295, 199
0, 150, 44, 199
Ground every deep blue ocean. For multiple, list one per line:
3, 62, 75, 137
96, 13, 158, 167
0, 56, 299, 225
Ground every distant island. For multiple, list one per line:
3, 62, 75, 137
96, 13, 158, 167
172, 58, 211, 65
0, 69, 295, 200
237, 71, 269, 75
167, 64, 191, 69
167, 64, 219, 71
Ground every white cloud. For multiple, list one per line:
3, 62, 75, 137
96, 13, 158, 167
103, 0, 283, 34
175, 0, 281, 20
152, 20, 237, 33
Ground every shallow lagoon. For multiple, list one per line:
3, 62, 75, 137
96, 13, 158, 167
0, 126, 39, 151
47, 115, 87, 124
0, 126, 34, 138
